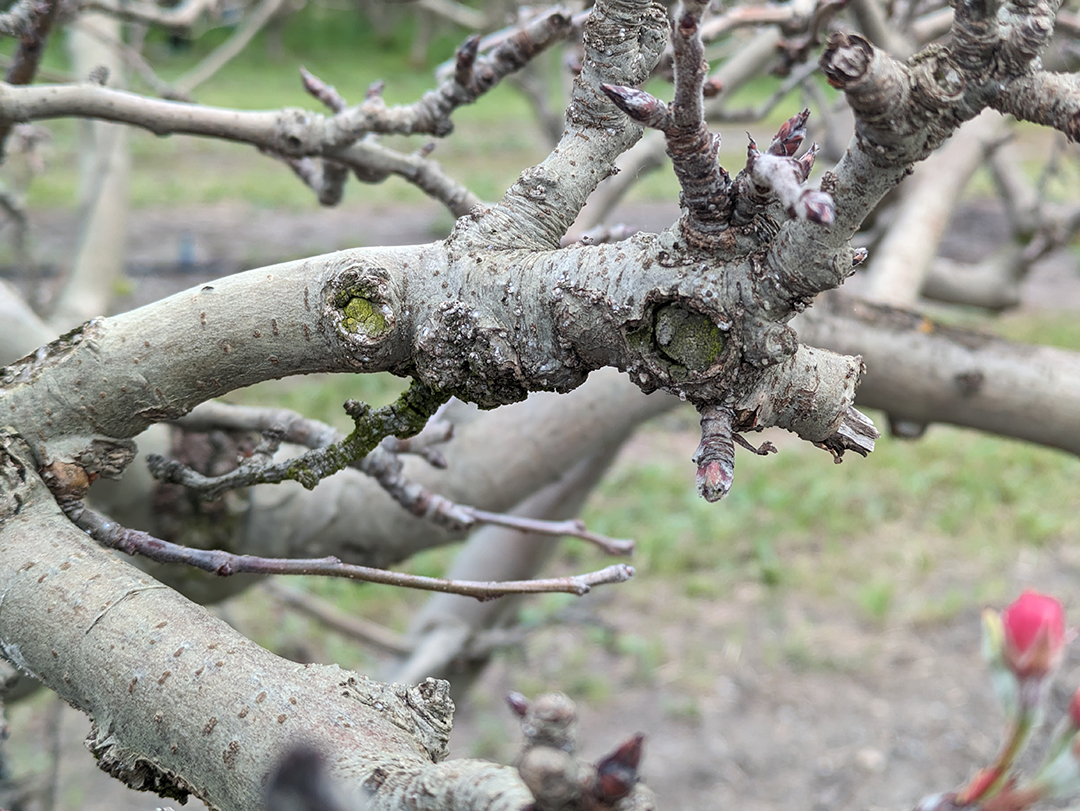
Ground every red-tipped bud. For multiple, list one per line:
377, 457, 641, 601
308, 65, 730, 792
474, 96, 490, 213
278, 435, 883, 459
1001, 591, 1065, 679
796, 142, 819, 181
600, 84, 670, 129
702, 78, 724, 97
768, 108, 810, 157
594, 734, 645, 802
696, 459, 733, 502
507, 691, 530, 718
455, 34, 481, 87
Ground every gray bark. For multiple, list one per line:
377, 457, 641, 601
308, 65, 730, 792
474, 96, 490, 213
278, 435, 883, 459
796, 293, 1080, 454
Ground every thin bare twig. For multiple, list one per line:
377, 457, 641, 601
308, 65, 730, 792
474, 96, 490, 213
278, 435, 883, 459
0, 9, 570, 212
69, 16, 187, 100
712, 61, 819, 123
59, 499, 634, 600
169, 399, 632, 555
464, 510, 634, 556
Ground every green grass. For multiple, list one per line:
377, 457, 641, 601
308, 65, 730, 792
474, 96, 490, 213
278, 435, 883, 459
17, 5, 548, 211
583, 411, 1080, 622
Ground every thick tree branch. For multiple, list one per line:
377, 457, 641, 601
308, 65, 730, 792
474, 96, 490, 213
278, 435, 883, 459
796, 293, 1080, 454
993, 71, 1080, 141
0, 439, 535, 811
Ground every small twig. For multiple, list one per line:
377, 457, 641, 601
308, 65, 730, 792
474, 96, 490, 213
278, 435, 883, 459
148, 381, 450, 500
601, 1, 734, 249
170, 399, 630, 553
463, 509, 633, 556
357, 440, 634, 555
300, 66, 347, 113
60, 500, 634, 600
278, 154, 350, 206
732, 434, 778, 456
434, 7, 590, 83
70, 17, 190, 100
173, 400, 342, 449
713, 61, 819, 123
379, 413, 453, 467
263, 581, 413, 655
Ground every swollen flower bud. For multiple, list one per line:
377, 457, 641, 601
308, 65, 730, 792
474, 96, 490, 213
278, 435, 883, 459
594, 733, 645, 803
1001, 591, 1066, 679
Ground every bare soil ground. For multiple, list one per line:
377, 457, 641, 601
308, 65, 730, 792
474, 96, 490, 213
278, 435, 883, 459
4, 199, 1080, 811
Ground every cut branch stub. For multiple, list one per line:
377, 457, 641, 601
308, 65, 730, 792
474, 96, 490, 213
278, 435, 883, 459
692, 404, 737, 502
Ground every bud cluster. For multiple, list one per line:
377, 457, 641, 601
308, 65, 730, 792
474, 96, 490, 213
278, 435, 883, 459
918, 591, 1080, 811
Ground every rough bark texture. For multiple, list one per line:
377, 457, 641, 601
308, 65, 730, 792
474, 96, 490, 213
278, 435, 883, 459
0, 438, 531, 811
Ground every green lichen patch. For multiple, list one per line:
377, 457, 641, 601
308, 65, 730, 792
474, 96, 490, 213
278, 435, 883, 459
653, 303, 726, 372
339, 296, 390, 338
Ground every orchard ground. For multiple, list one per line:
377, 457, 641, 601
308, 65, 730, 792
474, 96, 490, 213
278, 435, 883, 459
4, 195, 1080, 811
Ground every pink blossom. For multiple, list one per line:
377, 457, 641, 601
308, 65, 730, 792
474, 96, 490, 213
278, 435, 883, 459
1001, 591, 1066, 679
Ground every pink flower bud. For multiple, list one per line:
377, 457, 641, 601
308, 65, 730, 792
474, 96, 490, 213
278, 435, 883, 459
1001, 591, 1065, 679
